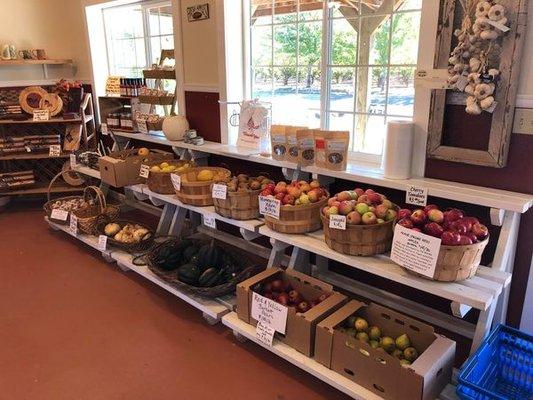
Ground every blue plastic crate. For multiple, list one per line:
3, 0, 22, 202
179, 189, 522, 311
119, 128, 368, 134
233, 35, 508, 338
457, 324, 533, 400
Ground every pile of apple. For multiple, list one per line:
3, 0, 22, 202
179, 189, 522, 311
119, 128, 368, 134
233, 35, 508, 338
321, 188, 397, 225
260, 179, 328, 206
256, 278, 331, 313
397, 205, 489, 245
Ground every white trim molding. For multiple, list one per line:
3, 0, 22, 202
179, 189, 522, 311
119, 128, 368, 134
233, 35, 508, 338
183, 84, 220, 93
516, 95, 533, 109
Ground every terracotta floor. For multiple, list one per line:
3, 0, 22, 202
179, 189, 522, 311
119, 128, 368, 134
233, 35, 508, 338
0, 203, 350, 400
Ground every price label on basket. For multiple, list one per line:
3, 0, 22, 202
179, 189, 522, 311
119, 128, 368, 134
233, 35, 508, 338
70, 214, 78, 235
98, 235, 108, 251
33, 109, 50, 121
329, 215, 346, 230
259, 196, 281, 219
49, 144, 61, 157
211, 184, 227, 200
70, 154, 78, 169
390, 224, 441, 278
101, 123, 109, 135
256, 321, 276, 347
170, 173, 181, 191
251, 292, 288, 335
51, 209, 69, 221
203, 214, 217, 229
139, 164, 150, 178
137, 119, 148, 134
405, 186, 428, 207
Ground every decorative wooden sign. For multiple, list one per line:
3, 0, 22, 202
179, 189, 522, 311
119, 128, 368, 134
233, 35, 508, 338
427, 0, 528, 168
187, 3, 209, 22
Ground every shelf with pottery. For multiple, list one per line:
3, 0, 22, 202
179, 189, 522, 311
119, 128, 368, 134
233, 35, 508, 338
0, 59, 73, 66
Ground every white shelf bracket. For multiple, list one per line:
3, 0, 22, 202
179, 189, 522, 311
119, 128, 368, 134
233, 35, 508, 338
240, 227, 261, 241
148, 194, 167, 207
312, 173, 335, 187
156, 203, 178, 235
451, 302, 472, 318
287, 247, 310, 274
102, 253, 115, 264
188, 149, 209, 166
202, 312, 219, 325
116, 260, 131, 271
282, 166, 309, 181
172, 147, 189, 160
168, 207, 188, 237
267, 238, 290, 268
490, 208, 506, 226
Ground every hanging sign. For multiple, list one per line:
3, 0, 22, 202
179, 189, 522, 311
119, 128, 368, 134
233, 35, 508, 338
414, 69, 451, 90
105, 76, 121, 97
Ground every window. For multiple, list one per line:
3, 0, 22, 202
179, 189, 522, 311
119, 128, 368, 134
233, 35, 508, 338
249, 0, 422, 160
103, 1, 174, 78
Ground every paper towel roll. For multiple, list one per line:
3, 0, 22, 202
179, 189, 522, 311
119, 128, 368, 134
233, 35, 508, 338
382, 120, 414, 180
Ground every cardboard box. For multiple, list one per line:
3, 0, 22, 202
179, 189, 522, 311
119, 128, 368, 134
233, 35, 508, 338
99, 149, 173, 187
315, 300, 455, 400
237, 267, 347, 356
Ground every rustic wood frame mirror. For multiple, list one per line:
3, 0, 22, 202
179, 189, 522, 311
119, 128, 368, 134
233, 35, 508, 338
427, 0, 527, 168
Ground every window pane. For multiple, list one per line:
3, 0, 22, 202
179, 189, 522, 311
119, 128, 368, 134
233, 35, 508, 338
355, 67, 387, 115
360, 15, 390, 65
388, 67, 415, 116
160, 6, 173, 35
251, 0, 272, 25
161, 35, 174, 50
274, 25, 297, 65
390, 12, 420, 64
329, 112, 353, 133
299, 0, 323, 21
397, 0, 423, 11
331, 18, 357, 65
298, 21, 322, 66
330, 67, 354, 112
297, 66, 321, 126
356, 114, 386, 154
135, 38, 146, 72
251, 25, 272, 66
151, 37, 162, 65
274, 0, 297, 23
148, 8, 160, 36
104, 5, 144, 39
252, 67, 273, 100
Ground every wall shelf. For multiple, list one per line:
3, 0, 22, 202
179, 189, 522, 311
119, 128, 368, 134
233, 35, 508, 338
0, 59, 73, 66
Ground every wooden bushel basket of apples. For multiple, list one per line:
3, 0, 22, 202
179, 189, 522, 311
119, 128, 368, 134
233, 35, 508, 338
261, 180, 329, 234
321, 188, 398, 256
397, 206, 489, 282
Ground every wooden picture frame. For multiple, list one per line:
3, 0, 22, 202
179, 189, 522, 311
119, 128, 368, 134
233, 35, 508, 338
427, 0, 528, 168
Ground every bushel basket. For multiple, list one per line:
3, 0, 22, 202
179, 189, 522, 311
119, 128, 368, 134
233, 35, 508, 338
43, 170, 85, 225
213, 188, 261, 220
264, 194, 328, 234
73, 186, 120, 235
174, 167, 231, 206
146, 160, 193, 195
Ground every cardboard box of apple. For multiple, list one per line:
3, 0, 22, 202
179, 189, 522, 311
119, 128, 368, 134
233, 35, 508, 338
260, 180, 329, 234
321, 188, 398, 256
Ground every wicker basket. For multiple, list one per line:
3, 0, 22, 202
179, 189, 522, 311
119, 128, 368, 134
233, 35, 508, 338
73, 186, 120, 235
213, 188, 262, 220
43, 170, 85, 225
146, 160, 193, 194
321, 213, 396, 256
95, 219, 154, 254
175, 167, 231, 206
264, 194, 329, 234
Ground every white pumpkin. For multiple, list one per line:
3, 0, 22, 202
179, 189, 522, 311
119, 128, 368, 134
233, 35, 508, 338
162, 115, 190, 141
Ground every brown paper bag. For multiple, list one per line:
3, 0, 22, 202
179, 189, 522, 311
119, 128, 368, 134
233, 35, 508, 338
324, 131, 349, 171
286, 126, 307, 163
271, 125, 287, 161
297, 129, 315, 167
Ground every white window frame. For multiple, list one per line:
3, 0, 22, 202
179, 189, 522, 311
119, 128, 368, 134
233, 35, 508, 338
234, 0, 440, 175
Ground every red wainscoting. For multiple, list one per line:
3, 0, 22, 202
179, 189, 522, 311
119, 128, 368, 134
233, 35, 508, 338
184, 91, 221, 142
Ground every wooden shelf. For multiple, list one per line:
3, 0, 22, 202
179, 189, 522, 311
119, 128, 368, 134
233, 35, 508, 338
138, 95, 175, 105
72, 165, 100, 179
143, 69, 176, 79
0, 116, 90, 124
2, 184, 81, 196
0, 152, 70, 161
0, 59, 73, 66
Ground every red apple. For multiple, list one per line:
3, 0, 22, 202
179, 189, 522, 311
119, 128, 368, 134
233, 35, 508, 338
287, 186, 301, 198
263, 282, 273, 294
328, 197, 339, 207
362, 211, 377, 225
339, 201, 354, 216
263, 292, 274, 300
271, 279, 284, 292
441, 230, 461, 246
266, 183, 275, 191
367, 192, 383, 204
277, 292, 289, 306
309, 180, 320, 189
347, 211, 362, 225
423, 222, 444, 238
410, 209, 427, 225
398, 218, 414, 229
427, 209, 444, 224
398, 209, 412, 220
471, 223, 489, 240
282, 194, 295, 205
274, 183, 287, 195
260, 188, 273, 197
337, 191, 352, 202
458, 235, 473, 245
423, 204, 439, 214
354, 188, 365, 197
450, 220, 469, 235
364, 188, 375, 195
375, 204, 389, 219
357, 194, 371, 205
326, 206, 339, 217
307, 189, 319, 203
298, 181, 311, 192
462, 216, 480, 227
274, 192, 285, 202
465, 232, 478, 243
444, 208, 464, 223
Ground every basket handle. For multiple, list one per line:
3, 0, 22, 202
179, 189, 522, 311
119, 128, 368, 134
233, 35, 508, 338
82, 185, 107, 212
47, 170, 82, 202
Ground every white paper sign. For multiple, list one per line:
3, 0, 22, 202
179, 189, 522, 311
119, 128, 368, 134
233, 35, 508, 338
49, 144, 61, 157
406, 186, 428, 206
212, 184, 227, 200
70, 154, 77, 169
485, 101, 498, 114
105, 76, 121, 97
391, 224, 441, 278
139, 164, 150, 178
486, 19, 510, 32
256, 321, 276, 347
98, 235, 108, 251
101, 123, 109, 135
170, 173, 181, 191
51, 209, 69, 221
25, 146, 32, 153
455, 75, 469, 92
251, 292, 288, 335
137, 119, 148, 134
259, 196, 281, 219
414, 69, 451, 89
203, 214, 217, 229
33, 109, 50, 121
70, 214, 78, 235
329, 214, 347, 230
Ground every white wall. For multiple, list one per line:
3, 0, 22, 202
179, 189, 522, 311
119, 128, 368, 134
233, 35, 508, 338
517, 1, 533, 104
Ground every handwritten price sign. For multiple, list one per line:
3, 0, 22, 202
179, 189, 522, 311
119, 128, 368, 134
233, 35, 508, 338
251, 292, 288, 335
329, 214, 346, 230
211, 184, 227, 200
259, 196, 281, 219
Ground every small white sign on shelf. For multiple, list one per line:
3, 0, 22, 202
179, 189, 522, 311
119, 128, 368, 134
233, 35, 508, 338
137, 119, 148, 134
97, 235, 108, 251
406, 186, 428, 207
170, 173, 181, 191
70, 154, 77, 169
25, 146, 32, 153
33, 109, 50, 121
390, 224, 441, 279
259, 196, 281, 219
256, 321, 276, 347
101, 123, 109, 135
329, 214, 346, 230
203, 214, 217, 229
49, 144, 61, 157
70, 214, 78, 235
211, 184, 227, 200
414, 69, 451, 89
50, 209, 69, 221
139, 164, 150, 178
251, 292, 288, 335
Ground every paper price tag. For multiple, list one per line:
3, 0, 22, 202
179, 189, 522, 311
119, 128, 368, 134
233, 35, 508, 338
51, 209, 69, 221
391, 224, 441, 279
251, 292, 288, 334
203, 214, 217, 229
49, 144, 61, 157
33, 109, 50, 121
25, 146, 32, 153
212, 184, 227, 200
139, 164, 150, 178
486, 19, 510, 32
414, 69, 451, 89
406, 186, 428, 206
101, 123, 109, 135
137, 119, 148, 134
456, 75, 469, 92
70, 214, 78, 235
105, 76, 121, 97
70, 154, 77, 169
98, 235, 108, 251
259, 196, 281, 219
329, 214, 347, 230
170, 173, 181, 191
256, 321, 275, 347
